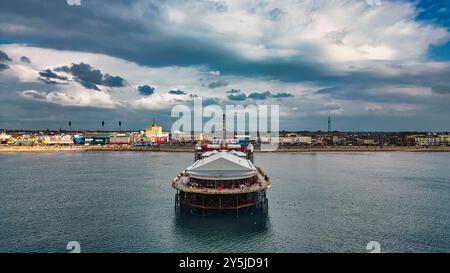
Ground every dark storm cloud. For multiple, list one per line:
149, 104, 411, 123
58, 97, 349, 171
137, 85, 155, 96
0, 0, 430, 86
208, 80, 229, 89
247, 91, 271, 100
53, 65, 70, 73
20, 56, 31, 63
102, 73, 126, 87
0, 0, 448, 88
247, 91, 294, 100
66, 63, 103, 85
0, 63, 9, 70
78, 80, 100, 91
0, 0, 241, 72
0, 50, 12, 62
431, 83, 450, 94
39, 69, 68, 81
227, 93, 247, 101
168, 89, 186, 95
51, 62, 126, 89
203, 97, 222, 105
0, 50, 11, 70
38, 78, 58, 85
225, 90, 295, 101
271, 92, 294, 98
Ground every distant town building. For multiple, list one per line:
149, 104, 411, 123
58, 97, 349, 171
357, 138, 378, 146
412, 134, 450, 146
171, 131, 203, 142
437, 134, 450, 145
0, 132, 12, 144
1, 129, 448, 148
42, 135, 73, 145
414, 135, 436, 146
332, 135, 346, 145
110, 133, 131, 145
145, 122, 169, 143
298, 136, 312, 144
234, 134, 256, 142
145, 124, 162, 137
82, 133, 112, 145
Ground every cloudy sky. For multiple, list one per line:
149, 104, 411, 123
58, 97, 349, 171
0, 0, 449, 131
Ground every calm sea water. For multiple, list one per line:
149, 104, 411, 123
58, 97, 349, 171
0, 152, 449, 253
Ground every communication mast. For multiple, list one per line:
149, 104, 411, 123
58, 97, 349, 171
328, 116, 331, 133
222, 113, 226, 143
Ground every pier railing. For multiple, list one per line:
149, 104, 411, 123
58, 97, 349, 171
171, 168, 271, 194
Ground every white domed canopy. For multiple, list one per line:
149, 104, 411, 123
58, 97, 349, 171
186, 151, 256, 180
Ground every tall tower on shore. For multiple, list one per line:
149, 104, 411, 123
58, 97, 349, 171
222, 113, 226, 142
328, 116, 331, 133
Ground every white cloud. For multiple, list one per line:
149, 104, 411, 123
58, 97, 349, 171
2, 44, 319, 110
158, 0, 449, 63
373, 86, 433, 97
363, 102, 419, 114
1, 43, 447, 119
66, 0, 81, 6
132, 95, 180, 110
19, 88, 120, 109
1, 44, 206, 109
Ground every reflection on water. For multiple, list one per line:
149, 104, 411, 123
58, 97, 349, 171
173, 211, 271, 234
171, 212, 272, 252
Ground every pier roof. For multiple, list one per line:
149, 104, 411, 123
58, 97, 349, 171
200, 150, 218, 158
229, 150, 247, 158
186, 151, 256, 180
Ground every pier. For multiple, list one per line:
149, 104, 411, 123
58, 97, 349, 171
172, 141, 271, 215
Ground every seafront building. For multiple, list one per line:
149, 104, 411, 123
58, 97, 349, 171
279, 134, 312, 145
0, 132, 12, 144
1, 127, 449, 148
144, 122, 169, 143
42, 135, 74, 145
170, 131, 204, 142
413, 134, 450, 146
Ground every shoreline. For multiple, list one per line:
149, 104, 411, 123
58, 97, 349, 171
1, 145, 450, 153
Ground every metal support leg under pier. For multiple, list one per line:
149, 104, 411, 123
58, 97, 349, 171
236, 194, 239, 217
